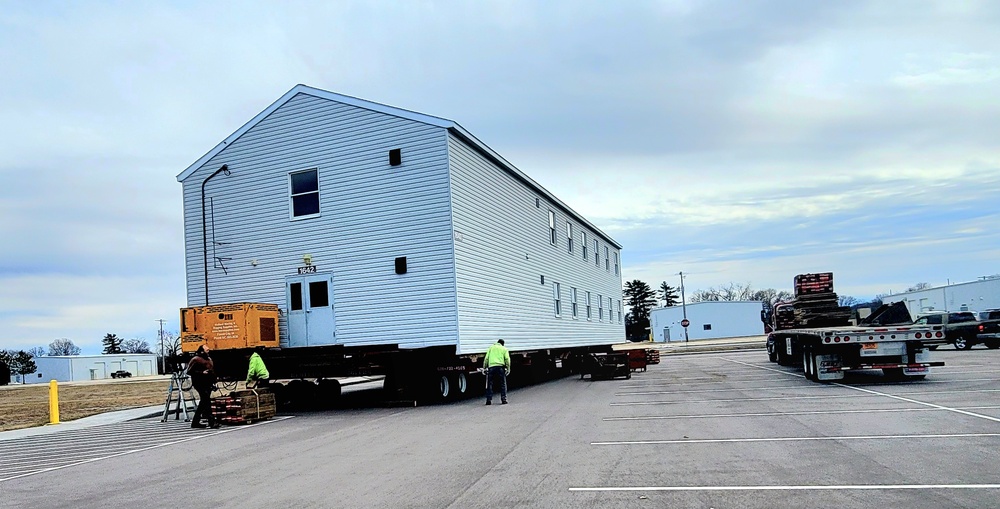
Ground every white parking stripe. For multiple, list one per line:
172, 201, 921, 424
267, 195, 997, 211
724, 357, 1000, 423
570, 484, 1000, 492
602, 406, 1000, 421
0, 417, 292, 483
592, 432, 1000, 446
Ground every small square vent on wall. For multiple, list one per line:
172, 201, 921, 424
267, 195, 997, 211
389, 148, 402, 166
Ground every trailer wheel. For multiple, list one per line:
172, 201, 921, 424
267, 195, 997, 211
437, 374, 451, 400
775, 338, 792, 366
450, 373, 468, 399
802, 348, 816, 381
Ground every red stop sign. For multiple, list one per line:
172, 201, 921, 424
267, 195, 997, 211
681, 319, 690, 327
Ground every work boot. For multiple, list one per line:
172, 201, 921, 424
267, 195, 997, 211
501, 400, 508, 405
485, 400, 492, 406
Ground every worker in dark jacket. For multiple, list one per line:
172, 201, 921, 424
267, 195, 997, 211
187, 345, 219, 429
483, 339, 511, 405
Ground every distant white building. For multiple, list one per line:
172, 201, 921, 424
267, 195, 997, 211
881, 277, 1000, 317
8, 354, 157, 385
650, 301, 765, 342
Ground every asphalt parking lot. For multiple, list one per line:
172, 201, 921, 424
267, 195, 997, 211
2, 347, 999, 508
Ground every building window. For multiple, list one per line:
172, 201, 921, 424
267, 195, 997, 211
548, 210, 556, 245
571, 287, 578, 319
594, 240, 599, 266
581, 232, 588, 261
598, 294, 604, 322
614, 252, 619, 276
553, 282, 562, 317
617, 300, 622, 324
703, 324, 712, 331
586, 291, 592, 320
604, 246, 610, 271
608, 297, 613, 322
566, 222, 574, 253
289, 169, 320, 218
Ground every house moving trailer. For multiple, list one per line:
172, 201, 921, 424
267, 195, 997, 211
177, 85, 624, 402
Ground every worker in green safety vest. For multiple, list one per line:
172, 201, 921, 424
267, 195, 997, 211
483, 339, 510, 405
246, 347, 270, 388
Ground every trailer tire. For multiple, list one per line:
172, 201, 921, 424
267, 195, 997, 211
775, 338, 792, 366
802, 347, 816, 381
437, 374, 452, 400
766, 338, 778, 363
449, 373, 468, 399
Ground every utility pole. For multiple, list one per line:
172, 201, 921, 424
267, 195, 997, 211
678, 271, 688, 343
157, 319, 166, 375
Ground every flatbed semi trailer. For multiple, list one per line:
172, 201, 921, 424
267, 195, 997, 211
766, 324, 947, 382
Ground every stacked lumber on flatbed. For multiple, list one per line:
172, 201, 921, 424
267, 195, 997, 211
211, 389, 276, 425
776, 273, 852, 330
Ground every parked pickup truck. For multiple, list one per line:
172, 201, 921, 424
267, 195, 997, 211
110, 370, 132, 378
913, 311, 1000, 350
976, 309, 1000, 348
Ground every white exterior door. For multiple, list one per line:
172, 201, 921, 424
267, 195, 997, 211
286, 273, 337, 347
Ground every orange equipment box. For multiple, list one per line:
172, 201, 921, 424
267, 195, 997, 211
180, 303, 280, 353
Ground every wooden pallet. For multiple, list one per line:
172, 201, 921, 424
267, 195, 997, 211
211, 389, 276, 424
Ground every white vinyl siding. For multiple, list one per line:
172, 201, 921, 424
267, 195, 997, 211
180, 86, 625, 357
448, 135, 622, 353
180, 93, 456, 349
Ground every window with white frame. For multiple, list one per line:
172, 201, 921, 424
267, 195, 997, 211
598, 294, 604, 322
571, 287, 578, 318
593, 240, 599, 266
289, 169, 320, 218
566, 222, 574, 253
617, 300, 622, 324
581, 232, 588, 261
608, 297, 613, 322
614, 252, 619, 275
586, 291, 592, 320
548, 210, 556, 245
604, 246, 610, 271
553, 282, 561, 317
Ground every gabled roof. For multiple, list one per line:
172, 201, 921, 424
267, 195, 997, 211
177, 84, 620, 249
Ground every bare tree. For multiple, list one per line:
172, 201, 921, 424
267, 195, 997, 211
121, 338, 153, 354
26, 346, 46, 358
48, 338, 82, 356
838, 295, 860, 307
690, 282, 761, 302
161, 331, 182, 356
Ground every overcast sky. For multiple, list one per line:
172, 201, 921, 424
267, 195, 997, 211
2, 1, 998, 354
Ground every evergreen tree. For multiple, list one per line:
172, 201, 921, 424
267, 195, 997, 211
623, 280, 657, 340
102, 333, 123, 354
10, 351, 37, 384
659, 281, 680, 307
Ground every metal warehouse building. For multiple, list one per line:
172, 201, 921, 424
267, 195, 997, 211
650, 301, 765, 342
177, 84, 624, 356
9, 354, 157, 384
880, 277, 1000, 316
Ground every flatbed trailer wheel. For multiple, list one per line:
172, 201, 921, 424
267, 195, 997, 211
802, 347, 816, 381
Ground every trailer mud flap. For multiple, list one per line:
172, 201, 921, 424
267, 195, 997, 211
906, 348, 932, 376
816, 354, 844, 381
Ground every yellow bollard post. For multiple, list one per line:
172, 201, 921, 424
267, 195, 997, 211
49, 380, 60, 425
